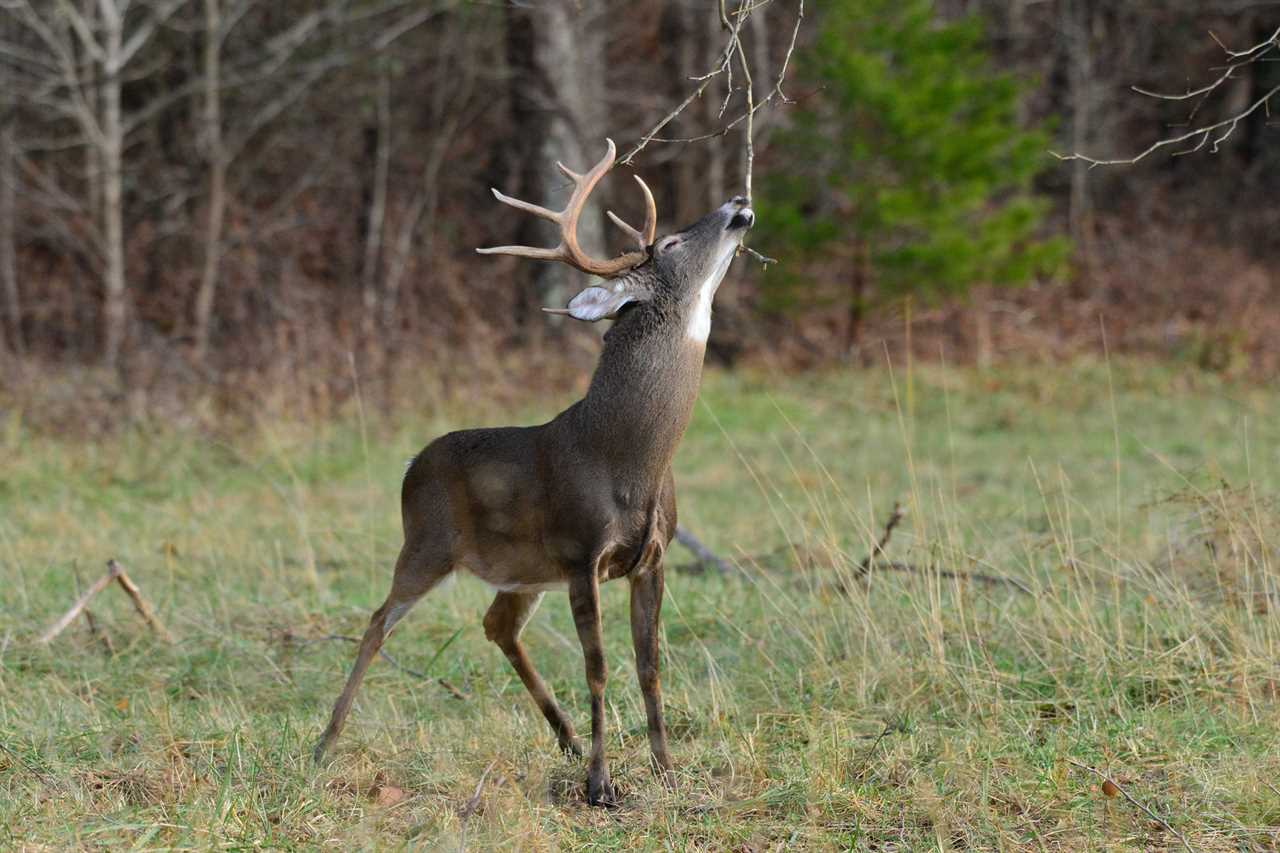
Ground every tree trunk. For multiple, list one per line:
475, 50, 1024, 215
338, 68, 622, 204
845, 240, 869, 357
533, 0, 605, 313
675, 0, 701, 225
703, 5, 726, 208
360, 67, 391, 346
101, 4, 127, 370
1066, 0, 1095, 284
194, 0, 226, 363
0, 117, 19, 355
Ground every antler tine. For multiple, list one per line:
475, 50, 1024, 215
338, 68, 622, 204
555, 161, 583, 183
477, 138, 655, 277
606, 175, 658, 251
476, 245, 563, 260
489, 188, 560, 223
636, 175, 657, 245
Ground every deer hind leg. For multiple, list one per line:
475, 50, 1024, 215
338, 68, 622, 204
483, 591, 582, 757
568, 571, 615, 807
312, 546, 451, 764
630, 562, 675, 785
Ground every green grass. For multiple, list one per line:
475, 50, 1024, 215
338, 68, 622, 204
2, 359, 1278, 850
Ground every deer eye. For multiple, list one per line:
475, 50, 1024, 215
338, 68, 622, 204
657, 236, 682, 254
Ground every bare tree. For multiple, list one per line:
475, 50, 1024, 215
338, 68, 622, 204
359, 63, 391, 344
190, 0, 450, 361
192, 0, 224, 364
0, 105, 17, 355
1, 0, 186, 368
505, 0, 607, 315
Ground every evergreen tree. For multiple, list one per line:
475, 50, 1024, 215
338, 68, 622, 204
761, 0, 1068, 349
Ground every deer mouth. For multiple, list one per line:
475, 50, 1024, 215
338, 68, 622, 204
727, 208, 754, 231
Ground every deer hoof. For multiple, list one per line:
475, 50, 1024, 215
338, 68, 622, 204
585, 773, 617, 808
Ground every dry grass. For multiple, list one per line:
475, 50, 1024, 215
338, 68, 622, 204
1, 359, 1278, 849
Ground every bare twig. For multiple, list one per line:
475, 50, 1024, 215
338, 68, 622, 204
674, 525, 738, 576
850, 726, 888, 779
1055, 27, 1280, 166
1065, 759, 1194, 853
40, 559, 173, 644
39, 565, 118, 644
858, 501, 905, 575
111, 560, 175, 643
852, 504, 1032, 594
619, 0, 803, 169
73, 567, 114, 656
741, 246, 778, 267
869, 560, 1033, 595
313, 634, 469, 700
732, 0, 756, 199
458, 758, 498, 820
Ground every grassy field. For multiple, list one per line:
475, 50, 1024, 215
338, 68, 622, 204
2, 359, 1279, 850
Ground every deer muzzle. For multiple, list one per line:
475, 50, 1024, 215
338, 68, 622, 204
724, 196, 754, 231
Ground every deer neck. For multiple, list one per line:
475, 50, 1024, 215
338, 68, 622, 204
574, 306, 708, 485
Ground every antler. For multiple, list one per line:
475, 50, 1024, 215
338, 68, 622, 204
477, 138, 658, 277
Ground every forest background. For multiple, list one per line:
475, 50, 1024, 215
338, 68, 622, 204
1, 0, 1276, 428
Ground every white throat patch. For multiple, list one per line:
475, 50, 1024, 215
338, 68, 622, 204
687, 244, 739, 343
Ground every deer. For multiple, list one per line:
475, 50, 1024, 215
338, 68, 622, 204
312, 138, 754, 807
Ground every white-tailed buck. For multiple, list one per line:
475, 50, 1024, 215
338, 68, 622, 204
313, 139, 753, 806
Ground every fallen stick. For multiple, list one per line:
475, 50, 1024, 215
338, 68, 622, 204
851, 504, 1031, 595
870, 560, 1032, 595
458, 758, 498, 820
1066, 759, 1193, 853
72, 566, 114, 655
313, 634, 469, 700
39, 563, 122, 644
674, 525, 737, 576
857, 502, 905, 576
111, 561, 175, 643
39, 559, 174, 645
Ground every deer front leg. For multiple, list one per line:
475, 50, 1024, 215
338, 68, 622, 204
568, 571, 615, 807
483, 591, 582, 756
630, 563, 675, 785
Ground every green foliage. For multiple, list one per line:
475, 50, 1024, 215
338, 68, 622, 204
761, 0, 1068, 311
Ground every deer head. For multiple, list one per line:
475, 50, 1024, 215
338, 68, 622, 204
478, 139, 753, 334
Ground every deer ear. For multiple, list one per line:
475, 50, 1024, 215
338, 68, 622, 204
545, 284, 649, 322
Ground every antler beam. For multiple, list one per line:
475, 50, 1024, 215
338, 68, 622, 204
477, 138, 657, 277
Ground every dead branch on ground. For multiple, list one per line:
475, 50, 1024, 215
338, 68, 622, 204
1066, 759, 1194, 853
851, 503, 1031, 594
39, 559, 174, 645
309, 634, 469, 700
674, 524, 739, 577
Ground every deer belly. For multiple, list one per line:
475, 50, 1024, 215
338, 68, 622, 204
476, 576, 569, 594
459, 547, 568, 594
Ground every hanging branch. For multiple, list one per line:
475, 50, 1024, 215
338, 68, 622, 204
618, 0, 804, 170
1054, 26, 1280, 167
